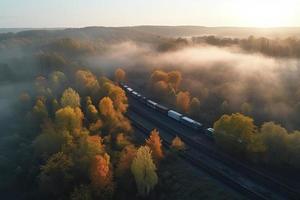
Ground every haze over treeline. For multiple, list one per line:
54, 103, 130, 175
2, 26, 300, 129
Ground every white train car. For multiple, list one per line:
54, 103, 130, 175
126, 87, 133, 92
181, 116, 202, 130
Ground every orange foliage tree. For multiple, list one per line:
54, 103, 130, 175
115, 68, 126, 82
176, 91, 191, 113
89, 153, 113, 192
146, 129, 164, 162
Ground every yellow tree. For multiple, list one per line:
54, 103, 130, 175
146, 129, 164, 162
55, 106, 83, 135
131, 146, 158, 197
60, 88, 80, 108
107, 83, 128, 113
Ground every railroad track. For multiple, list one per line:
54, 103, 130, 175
128, 105, 300, 200
127, 113, 270, 200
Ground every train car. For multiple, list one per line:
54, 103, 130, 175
132, 91, 139, 98
156, 104, 169, 114
140, 96, 147, 103
181, 116, 203, 130
168, 110, 182, 121
126, 87, 133, 93
205, 128, 214, 138
147, 100, 157, 109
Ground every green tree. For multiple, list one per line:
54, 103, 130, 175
131, 146, 158, 197
214, 113, 257, 155
260, 122, 288, 165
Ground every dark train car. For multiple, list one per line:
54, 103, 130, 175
146, 100, 157, 109
204, 128, 214, 139
140, 96, 147, 104
156, 103, 169, 114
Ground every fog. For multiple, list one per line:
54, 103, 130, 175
85, 42, 300, 129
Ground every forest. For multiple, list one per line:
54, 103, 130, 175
1, 27, 300, 199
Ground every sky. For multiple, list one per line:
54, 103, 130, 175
0, 0, 299, 28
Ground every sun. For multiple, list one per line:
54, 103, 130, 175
232, 0, 296, 27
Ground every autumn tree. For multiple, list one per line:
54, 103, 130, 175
150, 70, 168, 83
241, 102, 252, 115
98, 96, 131, 136
70, 185, 93, 200
34, 121, 69, 158
171, 136, 185, 151
115, 68, 126, 82
104, 82, 128, 113
39, 152, 74, 198
190, 97, 201, 117
213, 113, 257, 155
75, 70, 100, 96
259, 122, 288, 165
99, 97, 115, 118
73, 134, 105, 178
168, 70, 182, 91
176, 91, 191, 113
51, 98, 60, 116
60, 88, 80, 108
116, 145, 137, 177
153, 80, 169, 95
286, 131, 300, 168
146, 129, 164, 162
33, 99, 49, 122
89, 154, 113, 198
55, 106, 83, 135
131, 146, 158, 197
35, 76, 48, 95
49, 71, 67, 93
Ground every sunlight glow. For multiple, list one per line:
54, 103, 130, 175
231, 0, 297, 27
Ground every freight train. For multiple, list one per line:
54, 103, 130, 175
120, 83, 214, 138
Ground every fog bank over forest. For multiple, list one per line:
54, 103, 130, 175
85, 41, 300, 129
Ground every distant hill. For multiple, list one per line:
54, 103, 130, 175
130, 26, 300, 38
0, 27, 163, 44
1, 26, 299, 44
